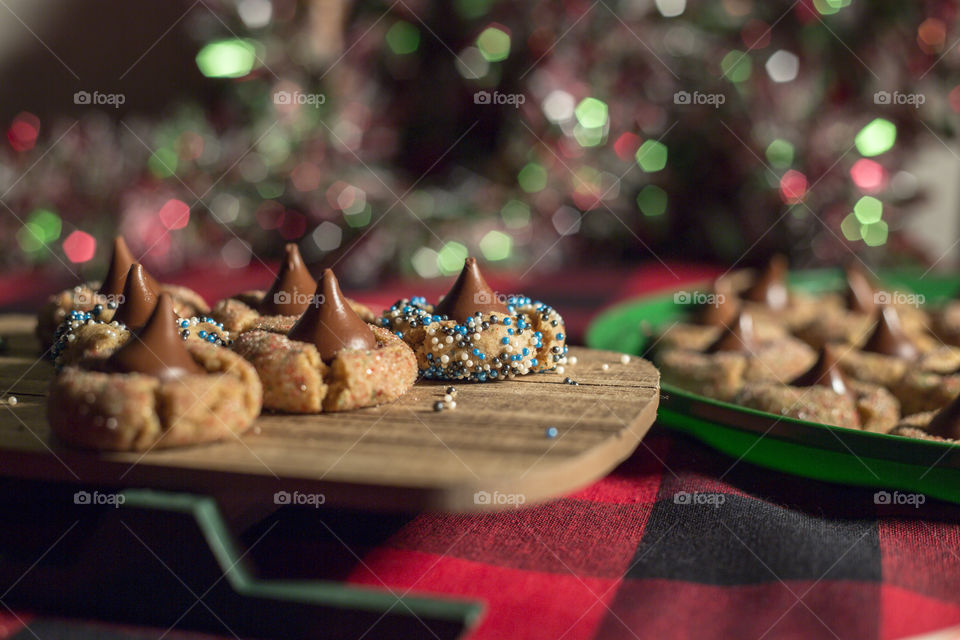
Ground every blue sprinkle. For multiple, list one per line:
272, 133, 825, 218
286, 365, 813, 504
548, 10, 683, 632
522, 348, 530, 356
198, 330, 207, 338
530, 358, 538, 366
507, 328, 514, 335
556, 333, 565, 340
546, 427, 559, 438
502, 318, 512, 326
501, 337, 510, 345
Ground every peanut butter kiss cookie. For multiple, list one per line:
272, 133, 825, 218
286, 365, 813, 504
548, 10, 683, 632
48, 294, 262, 451
795, 265, 931, 350
36, 236, 208, 349
654, 278, 786, 352
737, 255, 820, 331
890, 391, 960, 441
51, 264, 229, 368
655, 311, 816, 402
835, 305, 960, 392
378, 258, 567, 382
210, 243, 374, 335
734, 345, 899, 432
231, 269, 417, 413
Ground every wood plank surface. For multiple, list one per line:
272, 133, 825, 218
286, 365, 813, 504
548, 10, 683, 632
0, 314, 658, 512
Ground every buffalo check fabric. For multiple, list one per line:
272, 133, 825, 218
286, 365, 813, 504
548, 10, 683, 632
5, 417, 960, 639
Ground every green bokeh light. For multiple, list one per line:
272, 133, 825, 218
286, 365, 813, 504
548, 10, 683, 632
853, 196, 883, 224
477, 27, 510, 62
500, 200, 531, 228
454, 0, 492, 19
574, 97, 608, 129
437, 241, 469, 275
196, 39, 258, 78
855, 118, 897, 157
636, 140, 668, 172
344, 204, 372, 228
765, 139, 794, 168
386, 21, 420, 55
518, 163, 548, 192
637, 185, 668, 217
29, 208, 61, 244
573, 124, 605, 147
721, 50, 752, 83
479, 230, 512, 261
840, 213, 861, 241
861, 220, 889, 246
148, 148, 178, 178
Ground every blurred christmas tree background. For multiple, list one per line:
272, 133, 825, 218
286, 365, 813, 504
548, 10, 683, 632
2, 0, 959, 285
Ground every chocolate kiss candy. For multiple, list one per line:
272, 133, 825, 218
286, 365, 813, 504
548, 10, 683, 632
287, 269, 377, 362
107, 294, 203, 380
706, 312, 758, 354
97, 237, 137, 298
743, 255, 789, 311
697, 279, 738, 327
925, 393, 960, 440
259, 243, 318, 316
862, 305, 919, 361
845, 263, 876, 314
113, 264, 162, 330
434, 257, 509, 323
790, 345, 850, 396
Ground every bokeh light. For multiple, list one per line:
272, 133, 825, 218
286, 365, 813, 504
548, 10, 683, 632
477, 25, 510, 62
765, 50, 799, 83
386, 21, 420, 55
62, 230, 96, 263
721, 50, 752, 82
855, 118, 897, 157
518, 163, 548, 192
765, 139, 794, 168
195, 38, 258, 78
637, 185, 668, 217
437, 241, 468, 275
636, 140, 668, 172
7, 112, 39, 152
158, 199, 190, 230
479, 230, 512, 261
850, 159, 887, 193
853, 196, 883, 224
779, 170, 807, 204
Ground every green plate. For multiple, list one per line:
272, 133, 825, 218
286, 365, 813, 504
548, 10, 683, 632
586, 268, 960, 504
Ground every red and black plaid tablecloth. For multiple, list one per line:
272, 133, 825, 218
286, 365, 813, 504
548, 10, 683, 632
4, 264, 960, 639
4, 429, 960, 640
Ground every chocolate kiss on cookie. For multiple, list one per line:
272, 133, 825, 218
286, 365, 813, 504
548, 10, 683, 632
288, 269, 377, 362
790, 345, 850, 396
113, 264, 162, 330
742, 254, 789, 311
706, 312, 758, 354
435, 257, 509, 323
98, 236, 140, 298
107, 294, 204, 379
697, 278, 738, 327
259, 243, 318, 316
925, 393, 960, 440
844, 263, 876, 315
862, 305, 919, 361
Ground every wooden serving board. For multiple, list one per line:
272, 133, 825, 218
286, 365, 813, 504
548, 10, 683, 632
0, 314, 658, 512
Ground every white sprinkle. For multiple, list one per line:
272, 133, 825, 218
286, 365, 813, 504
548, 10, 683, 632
443, 394, 453, 402
106, 417, 117, 430
556, 366, 565, 374
461, 352, 469, 361
620, 354, 631, 364
448, 400, 457, 409
431, 337, 439, 344
440, 355, 450, 364
569, 356, 578, 365
445, 336, 454, 344
7, 396, 17, 406
601, 363, 610, 371
466, 360, 473, 368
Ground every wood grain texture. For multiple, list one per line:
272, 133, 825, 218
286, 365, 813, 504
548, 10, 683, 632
0, 314, 658, 512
